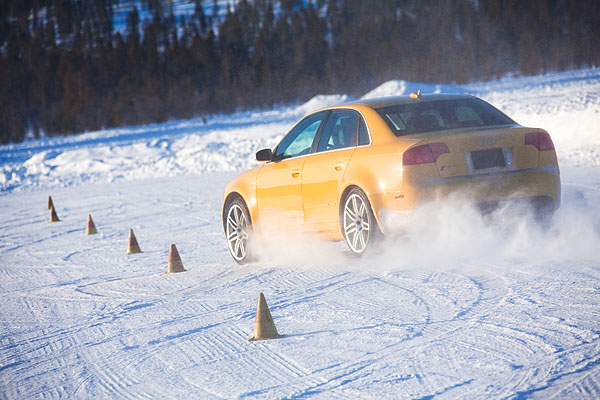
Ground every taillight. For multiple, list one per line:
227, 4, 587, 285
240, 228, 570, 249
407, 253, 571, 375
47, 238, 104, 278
525, 131, 555, 151
403, 143, 450, 165
430, 143, 451, 160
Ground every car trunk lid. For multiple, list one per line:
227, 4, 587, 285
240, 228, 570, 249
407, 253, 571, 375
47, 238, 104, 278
428, 126, 540, 178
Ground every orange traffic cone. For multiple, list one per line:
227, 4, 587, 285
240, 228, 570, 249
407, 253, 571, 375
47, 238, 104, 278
49, 205, 60, 222
85, 214, 97, 235
167, 244, 186, 273
249, 293, 282, 341
47, 196, 54, 210
127, 229, 142, 254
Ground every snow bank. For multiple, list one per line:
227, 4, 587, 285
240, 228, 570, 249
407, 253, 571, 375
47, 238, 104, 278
296, 94, 350, 115
361, 80, 462, 98
1, 68, 599, 194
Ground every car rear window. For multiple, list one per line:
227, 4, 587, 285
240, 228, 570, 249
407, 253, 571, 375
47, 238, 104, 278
376, 98, 515, 136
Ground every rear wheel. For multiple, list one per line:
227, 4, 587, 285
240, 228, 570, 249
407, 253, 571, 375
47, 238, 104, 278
224, 198, 253, 264
342, 188, 377, 255
531, 196, 556, 228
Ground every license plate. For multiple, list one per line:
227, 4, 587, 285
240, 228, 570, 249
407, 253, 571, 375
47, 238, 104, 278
471, 148, 505, 170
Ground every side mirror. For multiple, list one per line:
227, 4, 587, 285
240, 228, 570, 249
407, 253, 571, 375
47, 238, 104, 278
255, 148, 273, 162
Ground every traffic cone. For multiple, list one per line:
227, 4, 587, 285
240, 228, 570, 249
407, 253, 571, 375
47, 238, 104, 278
85, 214, 97, 235
49, 205, 60, 222
47, 196, 54, 210
127, 229, 142, 254
248, 293, 282, 341
167, 244, 186, 273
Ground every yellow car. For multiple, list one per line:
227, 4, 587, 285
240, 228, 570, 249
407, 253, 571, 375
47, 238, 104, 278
222, 93, 560, 263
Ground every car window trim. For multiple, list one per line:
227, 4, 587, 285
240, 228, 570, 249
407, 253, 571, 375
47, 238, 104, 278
272, 111, 328, 162
271, 107, 373, 163
313, 108, 373, 154
311, 110, 332, 154
337, 107, 373, 148
315, 109, 362, 153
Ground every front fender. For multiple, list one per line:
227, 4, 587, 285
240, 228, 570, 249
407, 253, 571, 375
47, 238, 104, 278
222, 166, 262, 232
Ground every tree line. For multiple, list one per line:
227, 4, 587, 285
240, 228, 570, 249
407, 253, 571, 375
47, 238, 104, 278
1, 0, 599, 143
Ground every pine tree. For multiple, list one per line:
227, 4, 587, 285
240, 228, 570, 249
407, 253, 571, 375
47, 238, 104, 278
1, 0, 600, 143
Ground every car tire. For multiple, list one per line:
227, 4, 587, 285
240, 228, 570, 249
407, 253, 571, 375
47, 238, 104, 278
532, 196, 556, 229
224, 197, 254, 264
341, 188, 378, 255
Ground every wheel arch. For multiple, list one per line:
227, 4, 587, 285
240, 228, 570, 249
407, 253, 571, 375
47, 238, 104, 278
222, 192, 253, 233
339, 184, 384, 235
222, 167, 260, 234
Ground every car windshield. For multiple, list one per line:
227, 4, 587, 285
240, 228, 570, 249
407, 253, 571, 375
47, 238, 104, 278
376, 98, 515, 136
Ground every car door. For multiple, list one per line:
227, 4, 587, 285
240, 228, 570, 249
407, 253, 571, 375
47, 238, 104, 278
255, 112, 327, 231
302, 110, 360, 232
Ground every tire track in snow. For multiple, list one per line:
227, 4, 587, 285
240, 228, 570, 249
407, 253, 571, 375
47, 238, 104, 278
214, 272, 433, 398
254, 269, 508, 398
508, 337, 600, 398
53, 267, 327, 397
0, 275, 214, 398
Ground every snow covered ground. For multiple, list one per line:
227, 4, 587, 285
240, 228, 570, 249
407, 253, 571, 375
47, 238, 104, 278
1, 69, 600, 398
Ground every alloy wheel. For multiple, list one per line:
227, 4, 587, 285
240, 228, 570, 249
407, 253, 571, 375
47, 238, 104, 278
343, 192, 371, 254
226, 203, 249, 262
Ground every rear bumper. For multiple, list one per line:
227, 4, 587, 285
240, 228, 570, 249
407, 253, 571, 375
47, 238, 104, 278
372, 166, 561, 219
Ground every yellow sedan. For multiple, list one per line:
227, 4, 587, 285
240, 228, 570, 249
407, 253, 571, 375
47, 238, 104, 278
222, 93, 560, 263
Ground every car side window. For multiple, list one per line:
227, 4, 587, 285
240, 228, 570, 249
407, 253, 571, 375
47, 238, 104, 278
358, 116, 370, 145
274, 112, 326, 160
316, 110, 358, 152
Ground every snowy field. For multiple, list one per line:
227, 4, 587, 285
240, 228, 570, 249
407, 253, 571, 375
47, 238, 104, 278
1, 68, 600, 398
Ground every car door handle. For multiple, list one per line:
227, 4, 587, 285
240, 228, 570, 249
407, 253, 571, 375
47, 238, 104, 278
334, 162, 344, 171
291, 169, 301, 178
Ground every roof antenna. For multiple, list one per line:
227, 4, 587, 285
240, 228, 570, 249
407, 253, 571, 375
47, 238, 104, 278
410, 90, 422, 100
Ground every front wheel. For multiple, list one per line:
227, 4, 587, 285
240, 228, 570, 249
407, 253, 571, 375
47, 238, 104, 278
224, 198, 253, 264
342, 188, 377, 255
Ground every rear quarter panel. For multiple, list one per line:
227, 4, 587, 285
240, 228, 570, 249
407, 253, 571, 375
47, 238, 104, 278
340, 106, 425, 230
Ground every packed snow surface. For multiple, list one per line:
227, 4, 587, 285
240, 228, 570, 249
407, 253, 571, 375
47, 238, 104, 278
1, 69, 600, 398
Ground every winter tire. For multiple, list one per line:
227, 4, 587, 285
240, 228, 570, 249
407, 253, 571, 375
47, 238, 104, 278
342, 188, 377, 255
224, 198, 253, 264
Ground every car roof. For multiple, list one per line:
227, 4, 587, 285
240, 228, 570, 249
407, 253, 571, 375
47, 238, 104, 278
341, 93, 475, 109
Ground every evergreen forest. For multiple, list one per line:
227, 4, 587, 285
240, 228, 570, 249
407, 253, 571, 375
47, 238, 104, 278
1, 0, 599, 143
